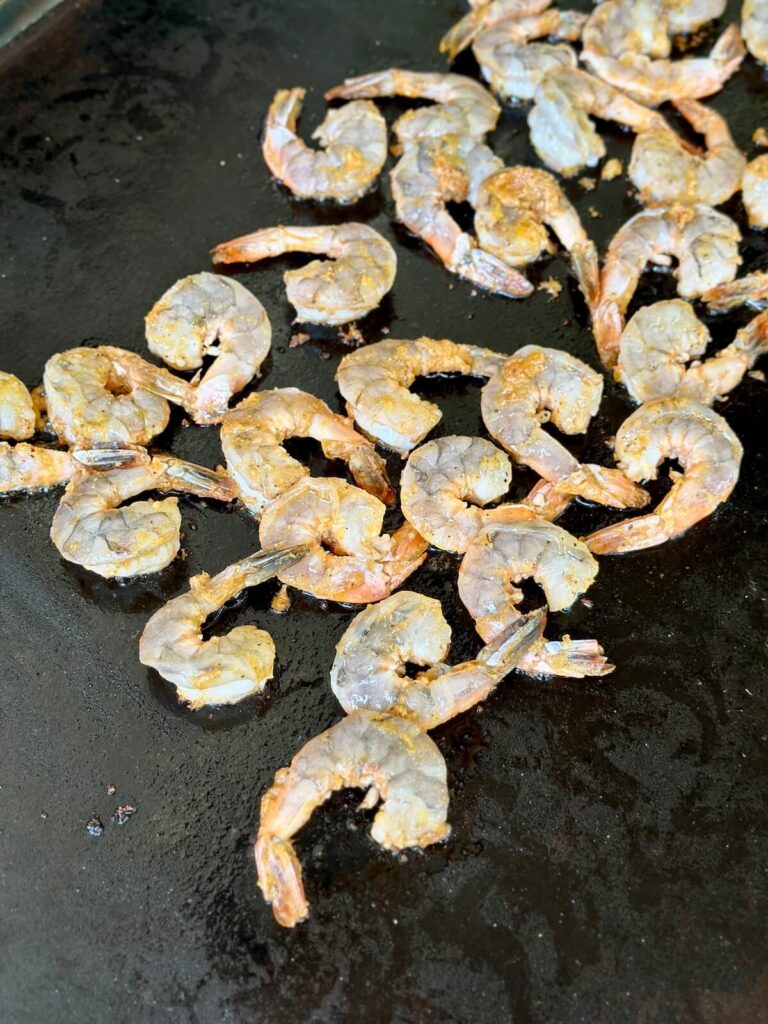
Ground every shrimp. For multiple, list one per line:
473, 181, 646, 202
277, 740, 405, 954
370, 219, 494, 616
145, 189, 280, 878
743, 154, 768, 229
220, 388, 392, 517
0, 444, 76, 495
458, 520, 613, 678
211, 223, 396, 327
474, 166, 599, 305
703, 270, 768, 311
262, 88, 387, 203
400, 435, 571, 553
139, 544, 310, 708
629, 98, 746, 207
592, 204, 741, 368
258, 478, 428, 604
439, 0, 552, 60
743, 0, 768, 64
0, 372, 35, 441
584, 398, 742, 554
583, 0, 728, 62
50, 454, 236, 578
255, 709, 450, 927
472, 32, 580, 104
617, 300, 768, 404
145, 273, 271, 424
330, 592, 546, 727
337, 336, 507, 455
481, 346, 650, 508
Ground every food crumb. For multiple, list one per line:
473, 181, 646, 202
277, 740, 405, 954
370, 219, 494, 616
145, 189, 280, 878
538, 277, 563, 299
86, 816, 104, 837
106, 784, 116, 795
578, 176, 596, 191
111, 805, 136, 826
381, 326, 390, 334
339, 322, 366, 347
601, 158, 622, 180
753, 127, 768, 147
271, 585, 291, 614
581, 598, 594, 609
749, 369, 766, 382
588, 206, 601, 219
289, 331, 310, 348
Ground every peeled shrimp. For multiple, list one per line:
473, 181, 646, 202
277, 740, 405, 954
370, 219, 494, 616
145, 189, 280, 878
331, 591, 545, 727
629, 98, 745, 207
744, 0, 768, 64
255, 709, 450, 927
337, 337, 507, 455
703, 270, 768, 311
220, 388, 392, 517
50, 454, 236, 578
458, 520, 613, 678
139, 545, 309, 708
262, 88, 387, 203
481, 346, 650, 508
0, 372, 35, 441
743, 154, 768, 229
258, 478, 427, 603
592, 204, 741, 368
0, 444, 76, 495
617, 300, 768, 404
211, 223, 396, 327
585, 398, 742, 553
145, 273, 271, 424
439, 0, 552, 60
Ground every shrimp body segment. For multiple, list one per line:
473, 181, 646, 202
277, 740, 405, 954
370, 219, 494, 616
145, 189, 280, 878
0, 372, 35, 441
744, 0, 768, 64
331, 592, 546, 728
139, 545, 310, 708
337, 337, 506, 455
585, 398, 742, 554
0, 444, 76, 495
220, 388, 392, 517
258, 478, 428, 604
255, 709, 450, 927
211, 223, 396, 327
743, 155, 768, 230
263, 88, 387, 203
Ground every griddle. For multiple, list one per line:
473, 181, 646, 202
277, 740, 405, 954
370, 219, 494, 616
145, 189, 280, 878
1, 1, 767, 1021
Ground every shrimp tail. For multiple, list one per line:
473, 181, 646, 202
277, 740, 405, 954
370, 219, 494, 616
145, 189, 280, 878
127, 361, 196, 409
710, 24, 747, 84
703, 271, 768, 312
592, 299, 623, 369
479, 608, 547, 678
239, 544, 313, 587
571, 241, 600, 310
161, 459, 237, 501
525, 638, 614, 678
345, 446, 396, 505
557, 465, 650, 510
584, 512, 670, 554
449, 235, 534, 297
254, 834, 309, 928
439, 6, 486, 61
72, 443, 151, 470
520, 478, 573, 521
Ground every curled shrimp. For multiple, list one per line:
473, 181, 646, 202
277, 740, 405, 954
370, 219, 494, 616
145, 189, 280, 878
330, 592, 545, 727
439, 0, 553, 60
0, 372, 35, 441
139, 544, 310, 708
474, 166, 599, 305
743, 155, 768, 230
262, 88, 387, 203
258, 477, 427, 604
617, 300, 768, 404
337, 336, 507, 455
50, 453, 236, 578
220, 387, 392, 517
211, 223, 396, 326
629, 98, 746, 207
583, 0, 729, 60
481, 346, 650, 508
458, 519, 613, 678
703, 270, 768, 311
592, 204, 741, 368
400, 435, 570, 553
255, 709, 450, 928
585, 398, 742, 554
744, 0, 768, 64
145, 273, 271, 424
472, 30, 581, 104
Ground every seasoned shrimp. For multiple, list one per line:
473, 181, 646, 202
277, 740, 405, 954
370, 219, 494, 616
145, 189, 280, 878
337, 337, 507, 455
472, 31, 580, 103
0, 444, 75, 495
439, 0, 552, 60
262, 88, 387, 203
458, 520, 613, 678
744, 0, 768, 64
145, 273, 271, 424
743, 154, 768, 229
331, 592, 545, 727
592, 204, 741, 368
50, 455, 236, 578
255, 709, 450, 927
220, 388, 392, 516
211, 223, 396, 327
258, 478, 427, 603
474, 166, 599, 305
0, 372, 35, 440
583, 0, 728, 61
617, 301, 768, 404
629, 98, 746, 207
585, 398, 742, 553
400, 435, 570, 553
703, 269, 768, 311
139, 545, 310, 708
481, 346, 650, 508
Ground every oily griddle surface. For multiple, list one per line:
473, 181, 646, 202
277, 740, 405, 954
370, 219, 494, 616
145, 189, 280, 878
1, 1, 767, 1022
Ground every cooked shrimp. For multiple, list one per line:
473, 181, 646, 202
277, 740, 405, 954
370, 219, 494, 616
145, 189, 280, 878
139, 544, 310, 708
262, 88, 387, 203
0, 444, 75, 495
220, 388, 392, 517
337, 337, 507, 455
481, 346, 650, 508
629, 98, 746, 207
592, 204, 741, 368
582, 0, 672, 61
744, 0, 768, 64
703, 269, 768, 311
400, 435, 570, 553
258, 478, 427, 603
743, 154, 768, 229
211, 223, 396, 327
0, 372, 35, 441
145, 273, 270, 424
585, 398, 742, 553
255, 709, 450, 927
331, 592, 545, 727
617, 300, 768, 404
439, 0, 552, 60
473, 33, 579, 104
50, 455, 236, 578
474, 166, 599, 305
458, 520, 613, 678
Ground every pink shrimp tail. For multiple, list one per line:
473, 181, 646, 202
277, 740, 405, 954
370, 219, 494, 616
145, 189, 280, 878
592, 299, 623, 369
255, 834, 309, 928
